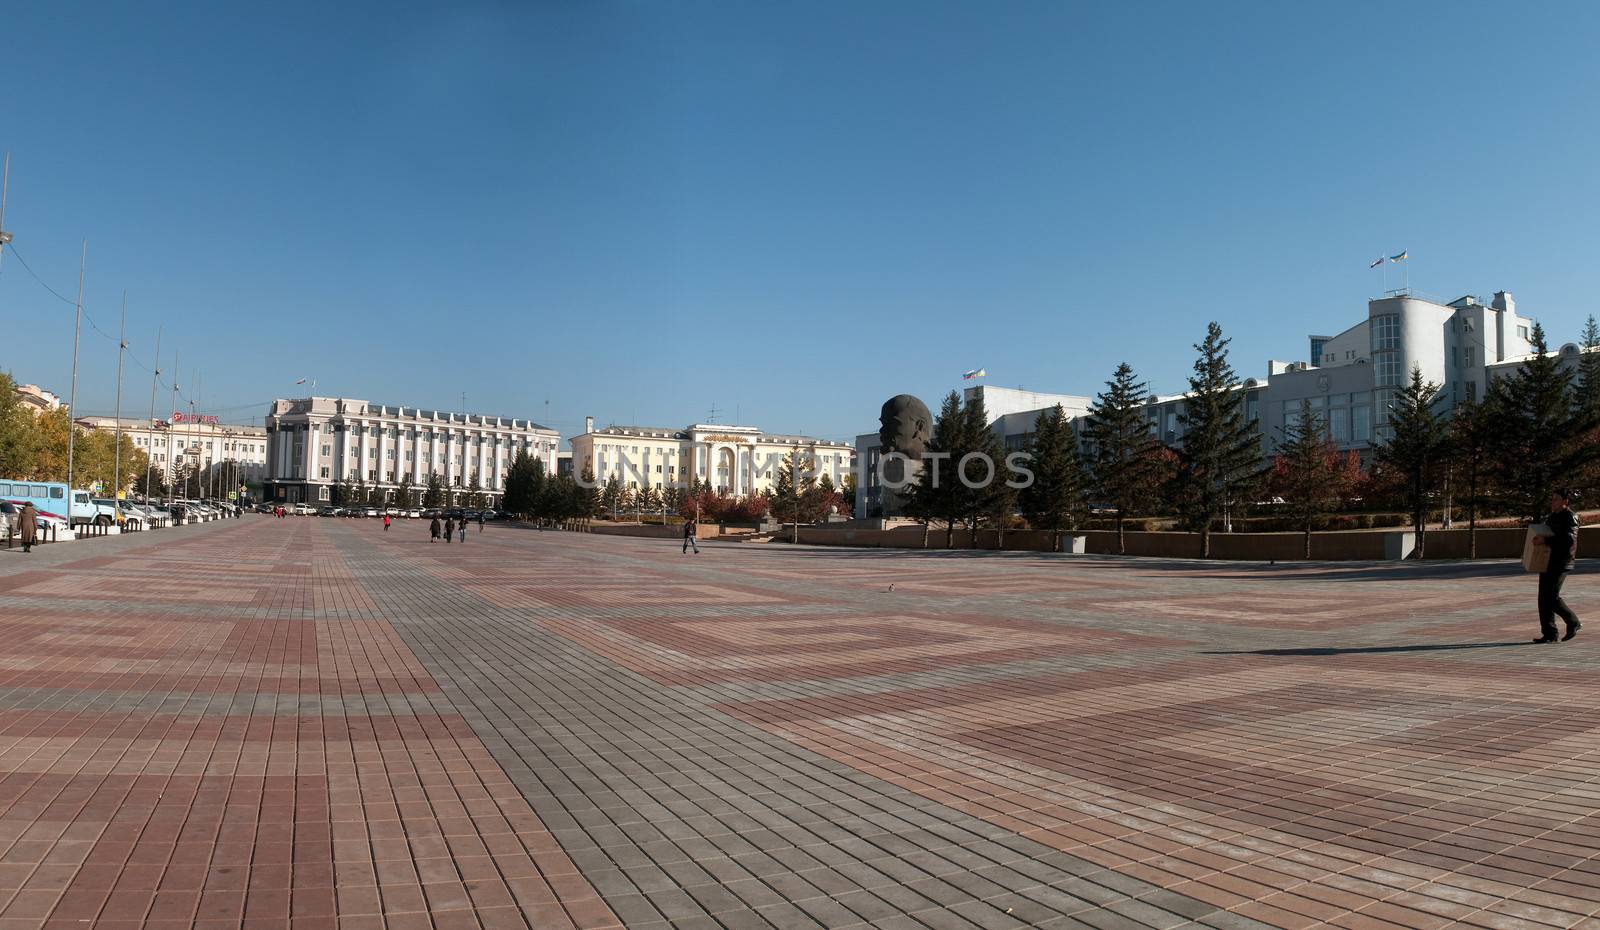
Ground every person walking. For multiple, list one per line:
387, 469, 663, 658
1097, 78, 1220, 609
443, 516, 455, 543
18, 503, 38, 553
1532, 488, 1582, 643
478, 511, 485, 533
682, 512, 700, 555
429, 516, 441, 542
383, 513, 392, 532
457, 516, 467, 544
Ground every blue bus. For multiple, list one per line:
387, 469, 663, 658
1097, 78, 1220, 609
0, 480, 99, 526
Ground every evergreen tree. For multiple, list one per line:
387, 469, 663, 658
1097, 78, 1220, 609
1174, 323, 1263, 557
960, 390, 1007, 547
1486, 322, 1600, 518
527, 457, 547, 522
1083, 363, 1162, 555
1020, 405, 1088, 552
601, 474, 623, 518
542, 475, 576, 527
1580, 315, 1600, 418
467, 471, 484, 509
908, 391, 968, 548
1376, 366, 1450, 557
1449, 395, 1498, 559
1272, 400, 1360, 559
576, 467, 601, 527
422, 472, 442, 508
499, 448, 537, 515
397, 476, 415, 509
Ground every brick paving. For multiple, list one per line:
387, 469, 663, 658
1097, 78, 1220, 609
0, 521, 1596, 929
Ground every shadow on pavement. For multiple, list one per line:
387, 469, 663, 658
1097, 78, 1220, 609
1205, 641, 1530, 656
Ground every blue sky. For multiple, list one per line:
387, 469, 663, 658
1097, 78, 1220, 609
3, 1, 1597, 442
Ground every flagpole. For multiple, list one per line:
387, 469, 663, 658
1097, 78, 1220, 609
113, 292, 127, 507
143, 325, 162, 505
66, 241, 86, 521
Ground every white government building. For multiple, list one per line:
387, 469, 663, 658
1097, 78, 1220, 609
570, 417, 855, 496
76, 414, 269, 490
263, 397, 560, 505
857, 288, 1542, 517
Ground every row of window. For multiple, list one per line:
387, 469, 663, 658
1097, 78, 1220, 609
134, 436, 264, 455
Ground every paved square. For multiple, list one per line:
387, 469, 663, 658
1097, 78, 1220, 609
0, 520, 1596, 930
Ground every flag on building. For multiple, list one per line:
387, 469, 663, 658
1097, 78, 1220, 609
294, 378, 308, 385
1389, 250, 1408, 262
1369, 257, 1384, 268
962, 368, 987, 380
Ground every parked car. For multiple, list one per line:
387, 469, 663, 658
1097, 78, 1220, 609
406, 509, 421, 519
93, 498, 144, 530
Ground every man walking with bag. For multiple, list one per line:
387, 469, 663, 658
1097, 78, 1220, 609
1531, 488, 1581, 643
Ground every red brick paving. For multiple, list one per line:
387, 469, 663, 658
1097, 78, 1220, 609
3, 519, 1600, 929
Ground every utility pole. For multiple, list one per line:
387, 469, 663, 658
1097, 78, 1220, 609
112, 292, 127, 511
143, 326, 163, 505
66, 242, 86, 522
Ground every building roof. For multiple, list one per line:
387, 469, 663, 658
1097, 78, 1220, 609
75, 415, 266, 434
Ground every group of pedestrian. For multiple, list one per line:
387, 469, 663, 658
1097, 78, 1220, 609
429, 515, 468, 544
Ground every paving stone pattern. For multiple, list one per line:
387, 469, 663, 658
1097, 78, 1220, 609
0, 520, 1596, 929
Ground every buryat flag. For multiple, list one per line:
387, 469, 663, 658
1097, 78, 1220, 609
295, 378, 308, 385
1389, 250, 1408, 262
1369, 257, 1384, 268
962, 368, 987, 380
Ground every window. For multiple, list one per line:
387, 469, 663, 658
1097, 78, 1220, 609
1465, 346, 1475, 367
1376, 354, 1401, 386
1353, 404, 1372, 442
1467, 381, 1478, 402
319, 487, 330, 501
1518, 325, 1530, 340
321, 444, 331, 456
319, 466, 329, 478
1371, 314, 1401, 350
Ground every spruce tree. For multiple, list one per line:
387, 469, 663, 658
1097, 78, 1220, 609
1487, 322, 1600, 518
576, 467, 601, 528
422, 472, 442, 508
908, 391, 968, 548
1020, 405, 1088, 552
1175, 323, 1263, 557
1580, 315, 1600, 419
1448, 395, 1496, 559
1272, 400, 1358, 559
960, 390, 1007, 547
1083, 363, 1161, 555
1376, 366, 1449, 557
528, 457, 547, 522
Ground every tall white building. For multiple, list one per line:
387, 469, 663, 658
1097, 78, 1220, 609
263, 397, 559, 505
75, 414, 268, 491
570, 417, 854, 496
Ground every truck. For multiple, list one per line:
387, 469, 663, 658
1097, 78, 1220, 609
0, 479, 101, 527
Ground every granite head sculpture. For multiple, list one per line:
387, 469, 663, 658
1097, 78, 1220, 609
878, 394, 932, 458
